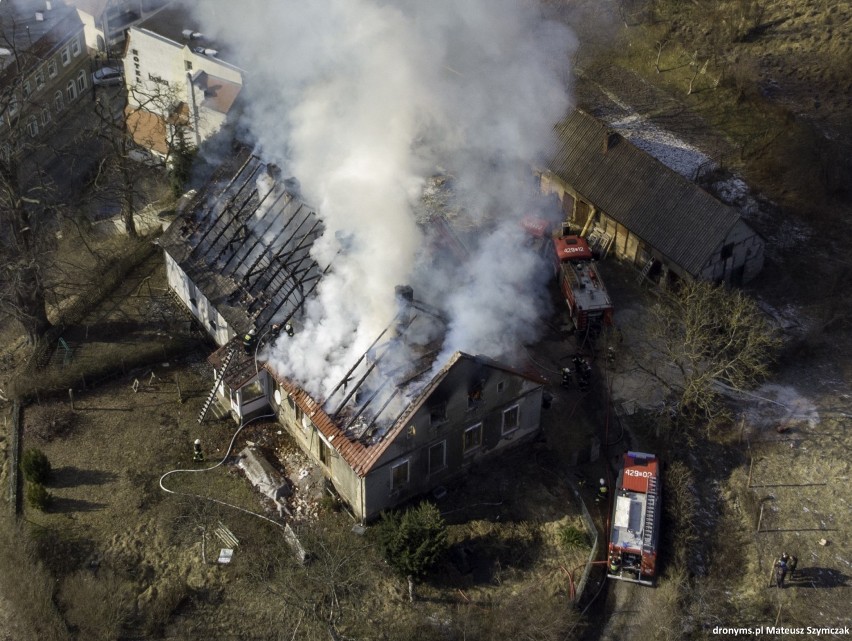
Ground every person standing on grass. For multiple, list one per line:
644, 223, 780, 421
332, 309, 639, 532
774, 556, 788, 588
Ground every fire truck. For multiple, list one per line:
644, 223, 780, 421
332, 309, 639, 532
552, 234, 613, 332
607, 451, 662, 586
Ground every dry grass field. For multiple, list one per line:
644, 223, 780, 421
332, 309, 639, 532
0, 256, 591, 640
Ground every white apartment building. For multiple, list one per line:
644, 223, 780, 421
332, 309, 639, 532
122, 3, 242, 159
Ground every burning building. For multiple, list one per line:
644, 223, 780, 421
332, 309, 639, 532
160, 150, 546, 521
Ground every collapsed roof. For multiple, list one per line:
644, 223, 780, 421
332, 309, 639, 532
160, 151, 328, 334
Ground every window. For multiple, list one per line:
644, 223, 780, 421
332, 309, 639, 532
463, 423, 482, 453
502, 405, 519, 435
22, 81, 31, 99
428, 441, 446, 474
391, 460, 410, 490
41, 108, 50, 126
54, 91, 64, 111
35, 71, 45, 90
47, 59, 57, 78
721, 243, 734, 260
27, 116, 38, 138
319, 437, 331, 467
71, 37, 81, 57
468, 384, 483, 410
429, 402, 447, 426
66, 79, 77, 102
497, 381, 505, 394
76, 69, 86, 93
60, 46, 70, 66
241, 380, 264, 404
184, 60, 193, 71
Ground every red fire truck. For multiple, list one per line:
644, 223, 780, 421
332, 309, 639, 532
552, 234, 613, 332
607, 451, 662, 586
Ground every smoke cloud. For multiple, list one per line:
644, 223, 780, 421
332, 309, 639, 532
191, 0, 576, 404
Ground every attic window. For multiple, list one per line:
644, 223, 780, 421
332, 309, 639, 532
185, 60, 193, 71
189, 296, 197, 307
721, 243, 734, 260
467, 384, 483, 410
429, 402, 448, 426
497, 381, 505, 394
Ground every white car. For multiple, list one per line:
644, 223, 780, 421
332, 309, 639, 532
92, 66, 124, 87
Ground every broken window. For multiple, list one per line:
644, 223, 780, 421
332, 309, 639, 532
502, 405, 519, 435
391, 460, 409, 490
241, 380, 264, 404
467, 383, 484, 410
429, 441, 446, 474
497, 381, 505, 394
463, 423, 482, 453
319, 438, 331, 467
721, 243, 734, 260
429, 402, 448, 426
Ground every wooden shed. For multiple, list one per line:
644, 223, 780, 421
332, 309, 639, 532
539, 110, 764, 286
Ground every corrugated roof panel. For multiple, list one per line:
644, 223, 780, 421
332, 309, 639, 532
547, 110, 741, 276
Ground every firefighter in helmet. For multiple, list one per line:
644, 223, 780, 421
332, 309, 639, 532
242, 327, 257, 354
609, 552, 621, 574
596, 478, 608, 503
193, 438, 204, 462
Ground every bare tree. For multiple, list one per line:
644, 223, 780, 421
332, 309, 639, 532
646, 280, 780, 421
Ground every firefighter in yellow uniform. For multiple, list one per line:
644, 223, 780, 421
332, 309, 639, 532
596, 478, 608, 503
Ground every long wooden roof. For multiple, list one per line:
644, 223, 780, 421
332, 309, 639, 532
547, 110, 743, 277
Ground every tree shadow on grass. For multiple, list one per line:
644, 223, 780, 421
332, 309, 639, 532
50, 497, 108, 513
787, 567, 850, 589
51, 466, 118, 488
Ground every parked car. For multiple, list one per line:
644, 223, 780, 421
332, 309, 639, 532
92, 66, 124, 87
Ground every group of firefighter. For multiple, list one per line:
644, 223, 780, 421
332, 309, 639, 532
561, 353, 592, 392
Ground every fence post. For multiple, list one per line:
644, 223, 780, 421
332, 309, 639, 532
68, 388, 75, 411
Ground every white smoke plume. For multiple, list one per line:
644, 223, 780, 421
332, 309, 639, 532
191, 0, 576, 402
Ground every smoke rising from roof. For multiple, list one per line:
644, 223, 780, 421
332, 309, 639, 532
192, 0, 575, 402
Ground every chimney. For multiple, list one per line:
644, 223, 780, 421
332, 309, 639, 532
394, 285, 414, 332
603, 130, 619, 153
35, 11, 45, 21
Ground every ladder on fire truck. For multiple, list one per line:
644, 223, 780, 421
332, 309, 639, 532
197, 346, 236, 424
642, 475, 658, 549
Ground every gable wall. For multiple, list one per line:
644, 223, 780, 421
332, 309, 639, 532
363, 360, 543, 520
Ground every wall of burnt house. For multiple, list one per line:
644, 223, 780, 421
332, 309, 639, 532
267, 360, 543, 522
268, 376, 365, 516
362, 359, 543, 521
165, 253, 232, 345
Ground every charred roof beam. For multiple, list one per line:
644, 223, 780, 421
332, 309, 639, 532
247, 219, 323, 299
236, 202, 306, 280
191, 160, 263, 255
218, 188, 291, 262
322, 315, 399, 410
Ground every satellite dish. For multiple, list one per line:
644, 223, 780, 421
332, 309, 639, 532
273, 389, 282, 406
